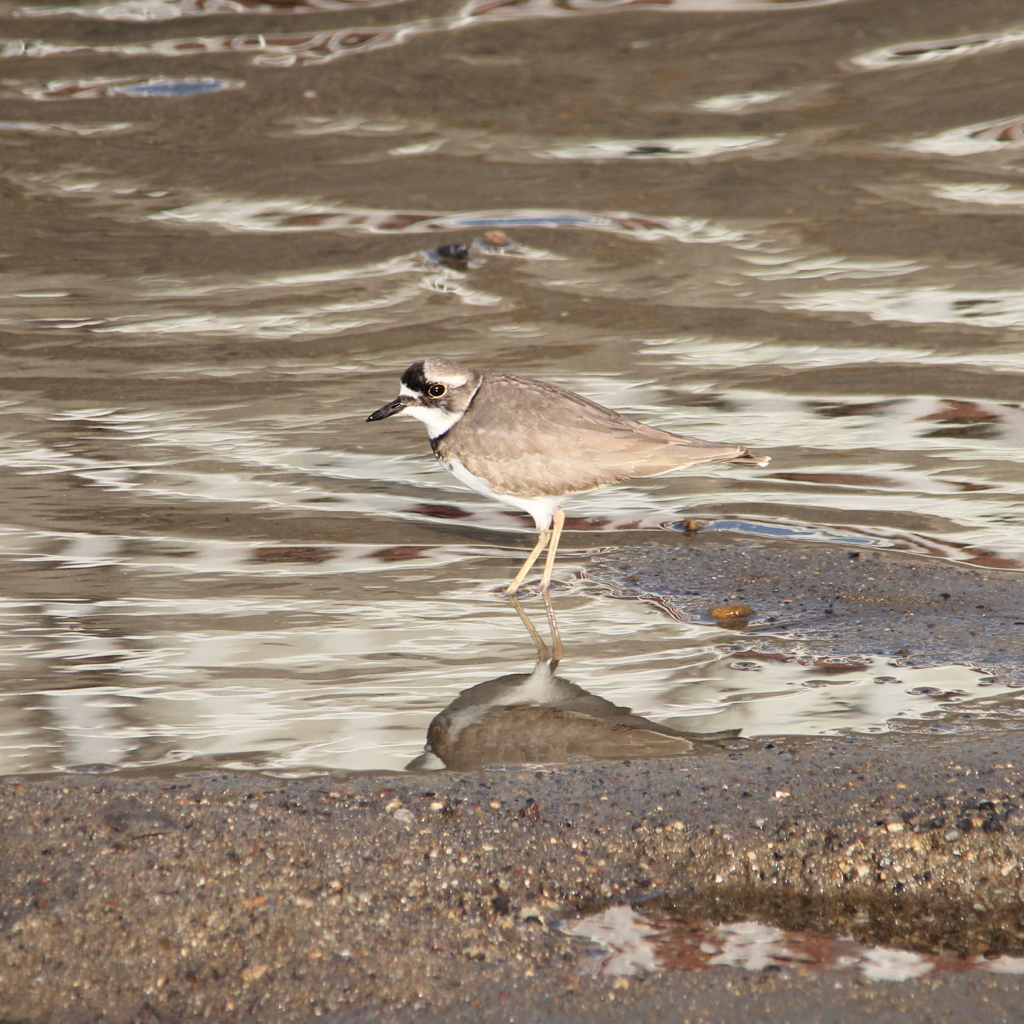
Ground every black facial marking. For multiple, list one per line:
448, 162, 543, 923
400, 361, 428, 394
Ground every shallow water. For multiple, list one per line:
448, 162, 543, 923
0, 0, 1022, 775
564, 901, 1024, 980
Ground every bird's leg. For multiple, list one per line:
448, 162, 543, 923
505, 525, 551, 595
539, 508, 566, 594
508, 594, 550, 662
540, 586, 563, 665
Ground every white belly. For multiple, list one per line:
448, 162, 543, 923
441, 457, 561, 531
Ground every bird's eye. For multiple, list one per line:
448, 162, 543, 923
427, 383, 447, 398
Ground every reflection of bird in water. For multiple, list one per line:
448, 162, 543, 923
407, 659, 697, 771
407, 594, 722, 771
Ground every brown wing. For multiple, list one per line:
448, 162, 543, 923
452, 373, 754, 497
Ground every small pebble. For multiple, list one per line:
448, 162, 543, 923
709, 604, 754, 620
519, 800, 541, 821
435, 242, 469, 261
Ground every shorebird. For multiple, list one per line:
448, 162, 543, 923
406, 596, 697, 771
367, 357, 768, 593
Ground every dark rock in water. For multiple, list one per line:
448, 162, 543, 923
434, 242, 470, 262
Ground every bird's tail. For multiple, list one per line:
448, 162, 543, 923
730, 448, 770, 468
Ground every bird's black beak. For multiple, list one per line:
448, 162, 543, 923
367, 396, 407, 422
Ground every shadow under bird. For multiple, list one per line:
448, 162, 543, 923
367, 357, 769, 593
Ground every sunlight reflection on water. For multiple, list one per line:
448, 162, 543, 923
563, 905, 1024, 981
0, 0, 1021, 777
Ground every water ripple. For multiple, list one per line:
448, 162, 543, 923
13, 0, 844, 19
0, 118, 132, 133
905, 115, 1024, 156
22, 74, 244, 98
542, 136, 774, 160
741, 254, 921, 281
287, 117, 778, 165
931, 183, 1024, 209
2, 27, 409, 67
784, 286, 1024, 330
3, 0, 858, 72
852, 24, 1024, 69
693, 90, 788, 113
467, 0, 851, 17
152, 197, 748, 244
14, 0, 400, 21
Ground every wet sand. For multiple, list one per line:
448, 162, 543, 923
3, 542, 1023, 1024
2, 729, 1023, 1023
593, 533, 1024, 681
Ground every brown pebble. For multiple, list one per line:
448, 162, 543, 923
519, 800, 541, 821
709, 604, 754, 620
481, 229, 510, 246
681, 518, 701, 533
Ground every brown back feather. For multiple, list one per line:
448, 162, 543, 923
445, 373, 752, 497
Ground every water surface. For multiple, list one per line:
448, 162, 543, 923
0, 0, 1022, 774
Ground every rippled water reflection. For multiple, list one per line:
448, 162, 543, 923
0, 0, 1021, 775
563, 905, 1024, 980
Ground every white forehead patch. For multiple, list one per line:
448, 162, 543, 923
405, 403, 463, 440
399, 383, 419, 400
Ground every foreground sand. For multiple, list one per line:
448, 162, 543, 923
2, 728, 1023, 1023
